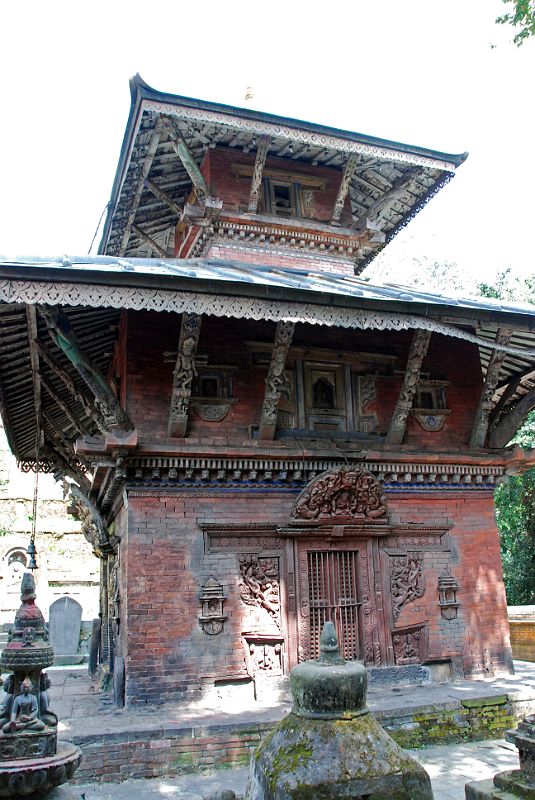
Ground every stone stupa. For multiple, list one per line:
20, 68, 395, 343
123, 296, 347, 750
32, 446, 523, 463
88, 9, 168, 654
241, 621, 433, 799
0, 573, 81, 797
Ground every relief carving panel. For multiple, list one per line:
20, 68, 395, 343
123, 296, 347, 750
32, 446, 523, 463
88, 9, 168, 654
391, 553, 425, 622
290, 467, 387, 523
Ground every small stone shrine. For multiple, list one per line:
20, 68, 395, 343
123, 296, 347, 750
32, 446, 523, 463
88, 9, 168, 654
0, 573, 81, 797
242, 620, 433, 799
466, 714, 535, 799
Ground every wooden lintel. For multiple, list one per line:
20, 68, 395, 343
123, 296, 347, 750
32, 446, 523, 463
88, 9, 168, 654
168, 313, 203, 438
161, 116, 210, 201
144, 178, 183, 217
258, 321, 296, 441
132, 224, 167, 257
470, 328, 513, 448
119, 119, 162, 256
40, 306, 134, 434
386, 330, 432, 446
248, 135, 270, 213
331, 154, 358, 225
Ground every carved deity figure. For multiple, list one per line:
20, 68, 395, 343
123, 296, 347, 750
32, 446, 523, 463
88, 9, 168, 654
39, 673, 58, 727
2, 678, 45, 734
0, 674, 14, 729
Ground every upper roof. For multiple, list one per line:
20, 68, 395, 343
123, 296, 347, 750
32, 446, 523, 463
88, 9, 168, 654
99, 76, 467, 271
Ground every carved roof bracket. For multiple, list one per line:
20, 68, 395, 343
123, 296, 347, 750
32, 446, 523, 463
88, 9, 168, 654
161, 115, 210, 201
258, 320, 295, 440
68, 483, 115, 557
470, 327, 513, 449
168, 312, 203, 437
331, 154, 358, 225
248, 135, 270, 213
39, 305, 134, 434
386, 329, 432, 446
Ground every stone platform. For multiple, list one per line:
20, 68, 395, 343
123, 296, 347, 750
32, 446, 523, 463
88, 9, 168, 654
35, 661, 535, 785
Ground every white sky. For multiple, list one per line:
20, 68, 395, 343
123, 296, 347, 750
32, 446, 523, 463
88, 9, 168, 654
1, 0, 534, 285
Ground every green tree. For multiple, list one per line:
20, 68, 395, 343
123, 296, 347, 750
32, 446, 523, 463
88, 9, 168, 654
496, 0, 535, 45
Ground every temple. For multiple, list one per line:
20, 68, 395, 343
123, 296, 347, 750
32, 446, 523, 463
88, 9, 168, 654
2, 76, 535, 706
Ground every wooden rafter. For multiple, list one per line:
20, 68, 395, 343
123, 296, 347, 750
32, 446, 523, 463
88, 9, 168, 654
144, 178, 182, 217
331, 154, 358, 225
470, 328, 513, 448
489, 386, 535, 449
248, 135, 270, 213
168, 312, 203, 437
132, 224, 167, 257
40, 375, 86, 436
39, 306, 134, 433
258, 321, 296, 441
161, 116, 209, 201
119, 118, 162, 256
386, 330, 432, 446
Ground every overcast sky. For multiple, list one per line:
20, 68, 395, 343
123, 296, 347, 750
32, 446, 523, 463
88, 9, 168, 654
1, 0, 534, 286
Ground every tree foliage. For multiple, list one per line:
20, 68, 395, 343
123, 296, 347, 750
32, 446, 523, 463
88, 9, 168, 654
496, 0, 535, 46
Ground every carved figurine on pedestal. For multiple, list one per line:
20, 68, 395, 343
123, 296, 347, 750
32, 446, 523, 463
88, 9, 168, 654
0, 573, 81, 797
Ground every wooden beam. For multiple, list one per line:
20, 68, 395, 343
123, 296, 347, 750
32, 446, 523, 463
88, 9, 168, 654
258, 321, 296, 441
41, 376, 86, 436
331, 154, 358, 225
132, 224, 167, 257
161, 116, 209, 201
40, 306, 134, 433
248, 135, 270, 212
386, 330, 432, 445
144, 178, 183, 217
119, 119, 162, 256
470, 328, 513, 448
168, 313, 202, 437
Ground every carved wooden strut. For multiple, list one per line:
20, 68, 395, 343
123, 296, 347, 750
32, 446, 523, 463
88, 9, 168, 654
39, 306, 133, 434
248, 135, 270, 213
161, 116, 209, 201
331, 154, 358, 225
168, 312, 203, 437
470, 328, 513, 448
258, 320, 295, 440
386, 329, 432, 445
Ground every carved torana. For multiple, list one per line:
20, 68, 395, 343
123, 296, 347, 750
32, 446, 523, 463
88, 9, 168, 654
258, 320, 295, 440
248, 135, 270, 212
238, 555, 281, 628
168, 312, 202, 437
290, 467, 388, 523
391, 554, 425, 622
470, 328, 513, 448
386, 330, 432, 445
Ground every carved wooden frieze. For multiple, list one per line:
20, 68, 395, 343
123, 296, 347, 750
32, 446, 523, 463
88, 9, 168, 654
390, 553, 425, 622
289, 467, 387, 524
238, 554, 281, 629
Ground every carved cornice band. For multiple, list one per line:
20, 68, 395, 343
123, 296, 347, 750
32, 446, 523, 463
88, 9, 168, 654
2, 280, 534, 357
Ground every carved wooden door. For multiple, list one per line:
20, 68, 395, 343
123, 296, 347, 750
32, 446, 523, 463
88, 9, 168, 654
307, 550, 362, 661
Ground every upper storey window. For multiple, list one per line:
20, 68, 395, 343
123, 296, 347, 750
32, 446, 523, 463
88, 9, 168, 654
260, 179, 301, 218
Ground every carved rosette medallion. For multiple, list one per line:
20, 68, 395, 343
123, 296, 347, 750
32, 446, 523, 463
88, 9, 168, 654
390, 554, 425, 622
289, 467, 387, 523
